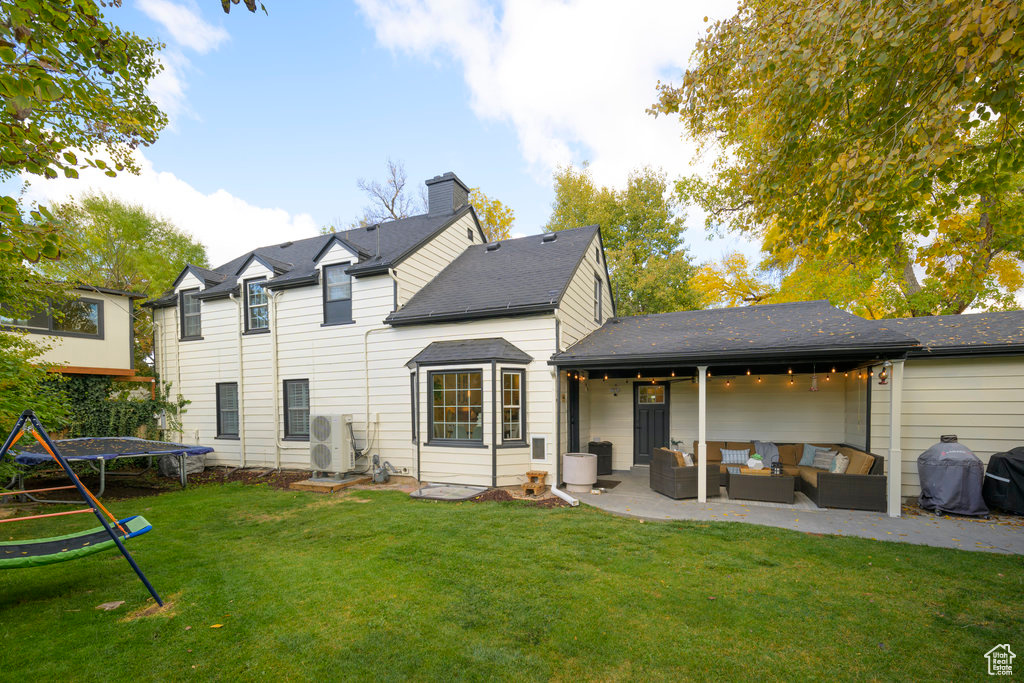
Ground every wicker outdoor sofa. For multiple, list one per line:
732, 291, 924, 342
649, 447, 719, 500
659, 440, 888, 512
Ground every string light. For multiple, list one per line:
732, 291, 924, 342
637, 372, 641, 379
746, 369, 751, 375
844, 372, 849, 377
825, 375, 830, 382
831, 367, 836, 374
757, 376, 762, 383
789, 376, 795, 385
725, 379, 731, 387
707, 371, 711, 378
788, 368, 793, 374
604, 374, 608, 381
670, 370, 675, 377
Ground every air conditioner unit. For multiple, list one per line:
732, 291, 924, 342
309, 414, 354, 474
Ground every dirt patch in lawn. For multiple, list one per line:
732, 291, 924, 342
470, 487, 569, 508
119, 592, 182, 622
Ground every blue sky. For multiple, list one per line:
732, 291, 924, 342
24, 0, 754, 266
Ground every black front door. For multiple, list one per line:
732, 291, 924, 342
567, 374, 580, 452
634, 382, 669, 465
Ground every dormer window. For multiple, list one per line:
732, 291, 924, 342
245, 278, 269, 332
180, 289, 201, 339
322, 263, 352, 325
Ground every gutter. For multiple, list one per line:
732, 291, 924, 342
548, 344, 918, 367
230, 292, 246, 469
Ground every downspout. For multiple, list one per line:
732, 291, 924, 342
269, 290, 305, 469
549, 313, 577, 506
230, 292, 246, 468
173, 302, 183, 441
491, 361, 497, 487
361, 325, 389, 457
153, 317, 164, 433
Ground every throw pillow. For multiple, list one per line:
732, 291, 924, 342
812, 448, 838, 469
830, 453, 850, 473
798, 443, 819, 467
721, 448, 750, 464
683, 452, 694, 466
670, 450, 688, 467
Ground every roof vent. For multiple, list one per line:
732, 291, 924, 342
485, 242, 501, 252
279, 241, 293, 248
366, 223, 378, 232
541, 233, 557, 243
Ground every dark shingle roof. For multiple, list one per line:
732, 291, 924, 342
386, 225, 600, 326
406, 338, 533, 367
551, 300, 921, 366
146, 207, 475, 308
878, 311, 1024, 355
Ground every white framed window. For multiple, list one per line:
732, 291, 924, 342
283, 379, 309, 439
502, 369, 525, 443
245, 278, 269, 331
593, 275, 602, 323
181, 289, 201, 338
429, 370, 484, 442
322, 263, 352, 325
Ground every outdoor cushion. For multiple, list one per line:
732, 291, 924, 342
799, 443, 819, 467
830, 453, 850, 473
721, 448, 750, 464
778, 444, 800, 466
727, 442, 755, 452
845, 449, 874, 476
782, 465, 800, 476
669, 450, 688, 467
812, 449, 838, 469
797, 466, 820, 487
693, 441, 726, 462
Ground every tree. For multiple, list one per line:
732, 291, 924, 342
0, 0, 166, 264
354, 159, 425, 226
545, 164, 702, 316
652, 0, 1024, 315
468, 187, 514, 241
39, 193, 209, 368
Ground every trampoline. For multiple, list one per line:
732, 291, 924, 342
12, 436, 212, 503
0, 410, 164, 605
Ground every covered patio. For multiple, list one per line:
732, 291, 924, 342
569, 468, 1024, 554
552, 301, 921, 517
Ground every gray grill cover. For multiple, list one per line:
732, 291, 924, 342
917, 442, 988, 516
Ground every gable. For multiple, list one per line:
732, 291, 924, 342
316, 241, 357, 267
237, 260, 272, 283
175, 272, 204, 293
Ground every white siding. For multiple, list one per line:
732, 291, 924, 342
395, 211, 479, 305
582, 373, 854, 471
844, 372, 868, 449
556, 234, 612, 350
155, 267, 560, 486
870, 356, 1024, 500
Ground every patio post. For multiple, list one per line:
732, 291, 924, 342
887, 359, 905, 518
697, 364, 707, 502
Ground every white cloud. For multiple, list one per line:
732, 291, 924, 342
21, 153, 319, 267
138, 0, 230, 54
356, 0, 734, 188
147, 50, 192, 126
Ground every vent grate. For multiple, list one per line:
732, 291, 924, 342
311, 443, 333, 470
541, 233, 557, 243
485, 242, 501, 252
531, 436, 546, 461
311, 415, 332, 442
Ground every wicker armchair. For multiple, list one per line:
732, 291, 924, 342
650, 447, 719, 499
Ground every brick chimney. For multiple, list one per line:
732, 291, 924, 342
425, 172, 469, 216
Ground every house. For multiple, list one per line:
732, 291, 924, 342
1, 284, 150, 388
147, 172, 613, 485
148, 171, 1024, 518
551, 302, 1024, 516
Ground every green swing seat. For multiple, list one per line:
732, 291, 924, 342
0, 515, 151, 569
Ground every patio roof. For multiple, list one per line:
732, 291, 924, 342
550, 301, 920, 368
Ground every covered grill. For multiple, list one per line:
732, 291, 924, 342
917, 436, 988, 517
983, 446, 1024, 515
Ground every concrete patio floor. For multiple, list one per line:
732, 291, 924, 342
569, 468, 1024, 555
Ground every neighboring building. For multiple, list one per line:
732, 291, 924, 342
1, 284, 147, 383
147, 172, 614, 485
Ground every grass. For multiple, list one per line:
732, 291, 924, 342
0, 484, 1021, 681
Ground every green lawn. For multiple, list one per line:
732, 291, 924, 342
0, 484, 1020, 680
